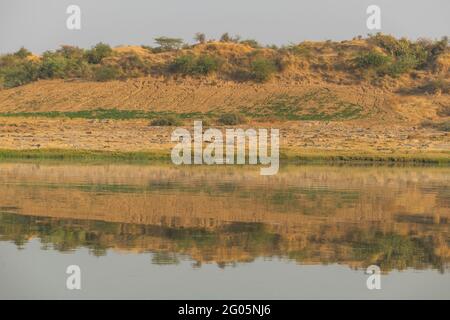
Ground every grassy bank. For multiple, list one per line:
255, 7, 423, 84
0, 109, 213, 121
281, 149, 450, 164
0, 100, 363, 121
0, 149, 170, 162
0, 148, 448, 164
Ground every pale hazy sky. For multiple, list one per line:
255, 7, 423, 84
0, 0, 449, 54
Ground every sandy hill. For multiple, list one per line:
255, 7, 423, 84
0, 36, 448, 159
0, 37, 448, 125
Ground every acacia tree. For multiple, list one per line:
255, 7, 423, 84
154, 37, 184, 51
194, 33, 206, 44
220, 33, 240, 43
84, 42, 113, 64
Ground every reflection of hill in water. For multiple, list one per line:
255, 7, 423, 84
0, 162, 448, 272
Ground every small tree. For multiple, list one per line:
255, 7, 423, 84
169, 55, 196, 74
194, 33, 206, 44
2, 61, 39, 88
195, 55, 220, 74
85, 43, 113, 64
39, 52, 67, 79
250, 58, 276, 82
14, 47, 31, 59
94, 65, 121, 81
154, 37, 184, 51
240, 39, 260, 48
117, 53, 151, 76
57, 45, 84, 60
220, 33, 231, 42
220, 33, 240, 43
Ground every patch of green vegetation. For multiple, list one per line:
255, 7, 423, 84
281, 149, 450, 164
0, 35, 448, 87
1, 211, 446, 271
437, 105, 450, 117
169, 54, 221, 75
150, 115, 181, 126
355, 51, 391, 68
420, 79, 450, 94
242, 91, 363, 121
84, 43, 113, 64
249, 58, 277, 82
94, 65, 122, 81
0, 43, 152, 88
0, 149, 171, 161
154, 37, 184, 51
0, 108, 215, 121
363, 34, 449, 77
421, 120, 450, 132
350, 230, 443, 272
217, 113, 247, 125
283, 44, 313, 58
0, 60, 39, 88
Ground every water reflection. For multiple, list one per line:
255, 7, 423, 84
0, 162, 448, 273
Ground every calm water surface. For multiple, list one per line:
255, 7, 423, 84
0, 162, 449, 299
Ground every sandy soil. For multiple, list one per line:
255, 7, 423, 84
0, 117, 447, 155
0, 77, 448, 158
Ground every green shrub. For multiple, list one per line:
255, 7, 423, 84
420, 79, 450, 94
141, 45, 154, 53
14, 47, 32, 59
117, 54, 151, 77
39, 52, 68, 79
220, 33, 231, 42
240, 39, 260, 48
195, 55, 220, 74
217, 113, 246, 125
85, 43, 113, 64
355, 51, 391, 68
421, 120, 450, 132
64, 59, 91, 78
94, 65, 121, 81
368, 33, 448, 71
169, 55, 220, 75
428, 37, 448, 60
0, 54, 20, 69
194, 33, 206, 44
219, 33, 241, 43
439, 121, 450, 132
384, 54, 418, 77
150, 115, 180, 126
1, 61, 39, 88
39, 46, 90, 79
250, 58, 276, 82
169, 55, 196, 74
370, 34, 412, 57
274, 55, 292, 72
56, 45, 85, 60
437, 105, 450, 117
284, 44, 312, 58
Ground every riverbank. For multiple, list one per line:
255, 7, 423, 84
0, 148, 448, 164
0, 115, 448, 164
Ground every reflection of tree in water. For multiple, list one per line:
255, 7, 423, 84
151, 252, 180, 265
0, 212, 447, 273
